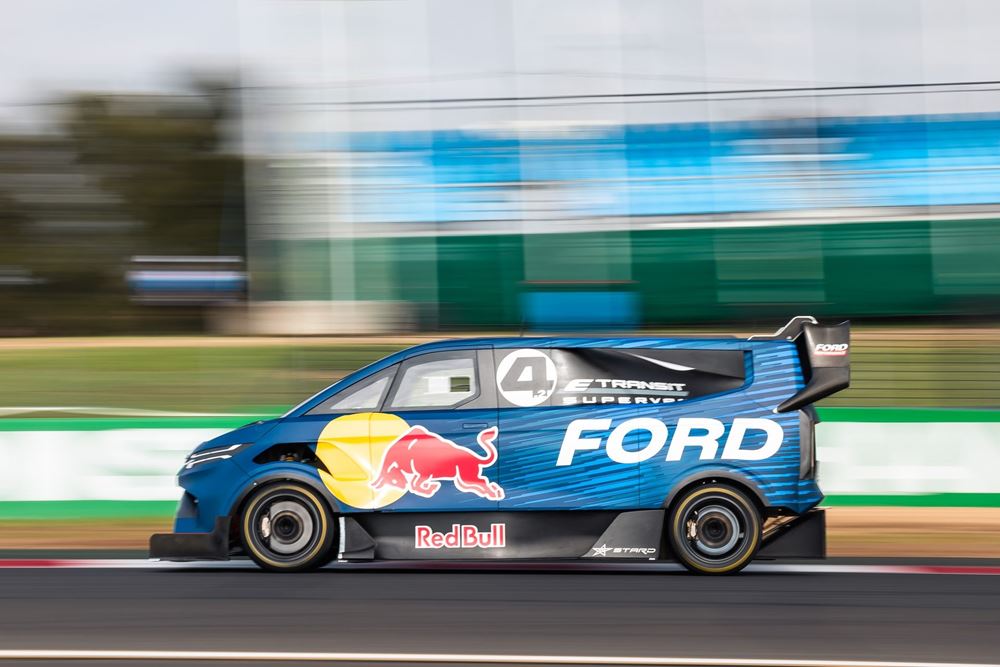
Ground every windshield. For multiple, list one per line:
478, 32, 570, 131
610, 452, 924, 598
280, 356, 400, 418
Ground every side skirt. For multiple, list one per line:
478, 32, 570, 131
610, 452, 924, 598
343, 510, 665, 561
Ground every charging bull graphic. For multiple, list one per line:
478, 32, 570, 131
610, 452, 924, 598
372, 425, 505, 500
314, 412, 505, 508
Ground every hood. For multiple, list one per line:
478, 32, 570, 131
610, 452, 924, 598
190, 418, 280, 455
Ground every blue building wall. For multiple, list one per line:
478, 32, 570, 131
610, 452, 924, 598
309, 113, 1000, 224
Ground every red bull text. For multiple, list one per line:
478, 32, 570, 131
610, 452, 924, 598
415, 523, 507, 549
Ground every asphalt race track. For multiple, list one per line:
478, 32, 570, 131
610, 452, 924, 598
0, 562, 999, 665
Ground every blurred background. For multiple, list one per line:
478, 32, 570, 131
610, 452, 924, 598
1, 0, 999, 557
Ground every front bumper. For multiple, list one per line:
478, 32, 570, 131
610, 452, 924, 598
149, 516, 231, 561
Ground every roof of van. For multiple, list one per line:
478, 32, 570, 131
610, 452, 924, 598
285, 331, 809, 419
399, 318, 816, 354
399, 335, 787, 355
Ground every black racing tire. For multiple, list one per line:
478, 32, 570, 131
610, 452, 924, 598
240, 483, 336, 572
668, 483, 761, 575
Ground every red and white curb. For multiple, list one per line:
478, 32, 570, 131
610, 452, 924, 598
0, 559, 999, 575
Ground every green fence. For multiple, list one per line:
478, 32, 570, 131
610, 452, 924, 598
265, 217, 1000, 329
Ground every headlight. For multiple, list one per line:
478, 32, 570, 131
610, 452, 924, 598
184, 443, 247, 469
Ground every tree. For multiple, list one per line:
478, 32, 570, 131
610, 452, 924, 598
0, 75, 246, 335
65, 76, 245, 257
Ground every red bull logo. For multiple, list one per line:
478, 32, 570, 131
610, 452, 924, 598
315, 413, 505, 509
372, 425, 505, 500
415, 523, 506, 549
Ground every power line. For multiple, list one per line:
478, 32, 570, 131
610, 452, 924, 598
307, 79, 1000, 108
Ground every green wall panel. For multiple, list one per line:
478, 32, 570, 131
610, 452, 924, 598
270, 217, 1000, 327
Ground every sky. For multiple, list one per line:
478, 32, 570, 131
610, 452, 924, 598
4, 0, 1000, 129
238, 0, 1000, 134
0, 0, 240, 126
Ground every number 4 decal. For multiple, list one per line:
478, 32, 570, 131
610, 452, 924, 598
495, 349, 557, 407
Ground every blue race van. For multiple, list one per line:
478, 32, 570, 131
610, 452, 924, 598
151, 316, 849, 574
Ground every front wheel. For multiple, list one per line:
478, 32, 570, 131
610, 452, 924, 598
668, 483, 761, 575
240, 483, 336, 572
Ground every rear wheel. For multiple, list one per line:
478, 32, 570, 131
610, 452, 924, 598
668, 483, 761, 575
240, 483, 335, 572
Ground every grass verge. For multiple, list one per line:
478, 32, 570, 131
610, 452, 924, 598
1, 327, 1000, 412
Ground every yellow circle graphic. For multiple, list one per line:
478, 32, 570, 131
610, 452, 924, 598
315, 412, 410, 509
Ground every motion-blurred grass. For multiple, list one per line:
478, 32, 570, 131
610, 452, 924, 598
0, 343, 405, 414
0, 326, 998, 414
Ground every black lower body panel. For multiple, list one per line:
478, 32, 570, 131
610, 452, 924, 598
147, 509, 826, 563
348, 510, 664, 560
149, 516, 230, 561
758, 509, 826, 559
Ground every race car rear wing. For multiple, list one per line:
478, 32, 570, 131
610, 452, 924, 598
750, 316, 851, 413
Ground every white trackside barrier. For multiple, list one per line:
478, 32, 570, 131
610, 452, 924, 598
0, 419, 999, 502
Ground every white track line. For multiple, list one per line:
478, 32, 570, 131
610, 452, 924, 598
0, 650, 997, 667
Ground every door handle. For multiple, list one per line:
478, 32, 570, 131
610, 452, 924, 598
462, 422, 490, 430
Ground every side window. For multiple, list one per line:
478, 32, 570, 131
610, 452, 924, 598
495, 347, 746, 408
306, 366, 396, 415
388, 351, 479, 410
